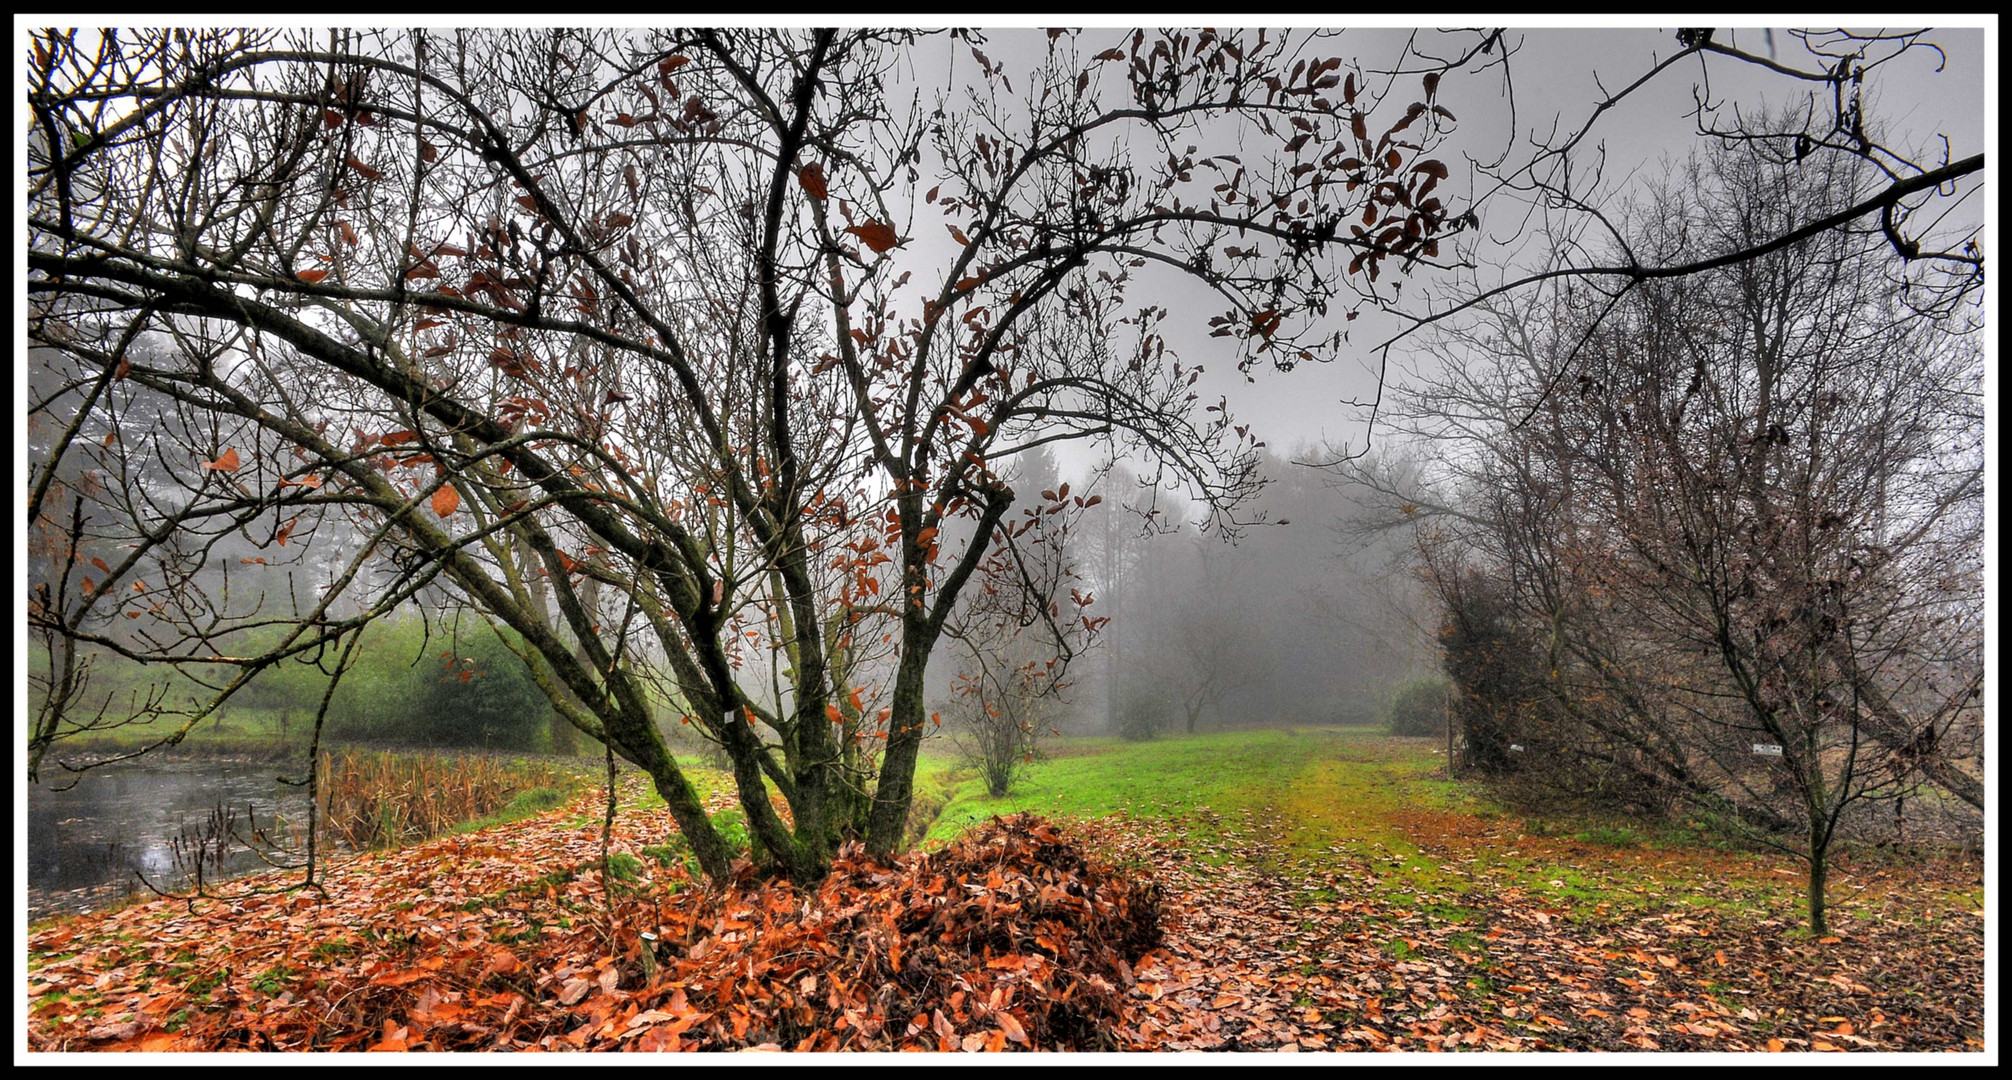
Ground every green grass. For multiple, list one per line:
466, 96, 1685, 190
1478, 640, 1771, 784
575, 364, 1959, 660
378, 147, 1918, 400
906, 727, 1850, 927
37, 705, 304, 760
924, 727, 1469, 857
1575, 825, 1642, 847
446, 783, 577, 837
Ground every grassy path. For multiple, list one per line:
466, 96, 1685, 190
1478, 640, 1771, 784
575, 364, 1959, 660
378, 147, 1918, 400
922, 727, 1984, 1051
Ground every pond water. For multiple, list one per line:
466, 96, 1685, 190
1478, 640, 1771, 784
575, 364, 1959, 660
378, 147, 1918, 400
27, 759, 319, 921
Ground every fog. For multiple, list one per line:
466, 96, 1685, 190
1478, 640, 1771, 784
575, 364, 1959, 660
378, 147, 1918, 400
917, 446, 1430, 741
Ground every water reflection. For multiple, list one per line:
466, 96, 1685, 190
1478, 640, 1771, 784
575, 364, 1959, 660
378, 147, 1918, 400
28, 759, 315, 921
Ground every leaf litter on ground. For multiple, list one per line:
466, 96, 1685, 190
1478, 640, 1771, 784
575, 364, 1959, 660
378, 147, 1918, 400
26, 776, 1983, 1053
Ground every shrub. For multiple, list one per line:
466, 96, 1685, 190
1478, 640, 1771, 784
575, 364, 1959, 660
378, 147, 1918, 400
329, 618, 557, 751
1386, 677, 1453, 737
1436, 572, 1550, 773
1115, 677, 1174, 742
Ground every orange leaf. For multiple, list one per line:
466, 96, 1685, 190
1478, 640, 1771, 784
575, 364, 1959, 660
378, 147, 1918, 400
202, 448, 242, 472
845, 220, 901, 253
296, 269, 328, 284
997, 1011, 1027, 1045
431, 485, 461, 517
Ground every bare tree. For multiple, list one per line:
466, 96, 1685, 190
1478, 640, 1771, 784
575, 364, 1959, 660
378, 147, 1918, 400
1375, 138, 1983, 932
941, 449, 1101, 796
1157, 538, 1273, 734
25, 27, 1499, 882
1326, 27, 1984, 456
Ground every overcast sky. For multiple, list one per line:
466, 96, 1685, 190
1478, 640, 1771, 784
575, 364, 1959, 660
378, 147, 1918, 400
11, 19, 1992, 499
1059, 25, 1989, 463
837, 22, 1991, 483
12, 19, 1989, 478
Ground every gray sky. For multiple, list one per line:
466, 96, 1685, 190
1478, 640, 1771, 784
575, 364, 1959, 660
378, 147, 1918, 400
875, 24, 1989, 490
1147, 26, 1988, 460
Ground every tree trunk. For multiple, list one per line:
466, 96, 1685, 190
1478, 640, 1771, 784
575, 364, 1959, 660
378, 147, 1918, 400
643, 758, 735, 883
865, 645, 930, 855
1807, 831, 1829, 937
511, 533, 579, 757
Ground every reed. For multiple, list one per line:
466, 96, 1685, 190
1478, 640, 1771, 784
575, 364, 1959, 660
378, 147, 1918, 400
316, 750, 575, 850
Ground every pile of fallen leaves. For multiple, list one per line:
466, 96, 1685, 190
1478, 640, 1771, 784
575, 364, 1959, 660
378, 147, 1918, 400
27, 800, 1163, 1052
610, 812, 1164, 1052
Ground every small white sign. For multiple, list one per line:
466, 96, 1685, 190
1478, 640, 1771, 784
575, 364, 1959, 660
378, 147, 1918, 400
1509, 743, 1526, 753
1752, 743, 1784, 756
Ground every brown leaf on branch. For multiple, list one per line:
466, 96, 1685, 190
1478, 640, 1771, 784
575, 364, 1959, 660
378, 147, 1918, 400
845, 220, 901, 253
798, 162, 829, 200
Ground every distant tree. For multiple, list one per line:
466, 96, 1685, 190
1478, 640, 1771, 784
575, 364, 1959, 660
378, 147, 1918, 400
942, 451, 1098, 797
1160, 538, 1273, 734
